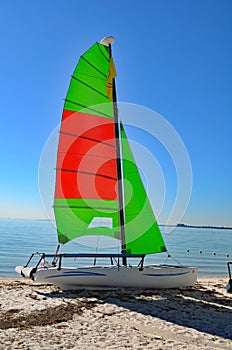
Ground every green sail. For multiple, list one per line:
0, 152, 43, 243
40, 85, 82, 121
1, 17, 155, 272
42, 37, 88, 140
64, 42, 114, 119
121, 124, 167, 255
54, 198, 120, 244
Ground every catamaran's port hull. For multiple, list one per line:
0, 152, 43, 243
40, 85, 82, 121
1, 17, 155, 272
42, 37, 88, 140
17, 265, 197, 290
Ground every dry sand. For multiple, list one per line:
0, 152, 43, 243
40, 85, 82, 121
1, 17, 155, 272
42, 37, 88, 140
0, 276, 231, 349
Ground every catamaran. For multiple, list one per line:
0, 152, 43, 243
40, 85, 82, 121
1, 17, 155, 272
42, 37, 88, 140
16, 36, 197, 290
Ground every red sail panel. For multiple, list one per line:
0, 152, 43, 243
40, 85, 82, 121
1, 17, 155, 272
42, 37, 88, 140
55, 110, 117, 200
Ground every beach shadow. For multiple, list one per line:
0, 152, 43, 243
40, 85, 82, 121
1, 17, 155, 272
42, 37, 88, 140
36, 285, 232, 340
182, 282, 232, 307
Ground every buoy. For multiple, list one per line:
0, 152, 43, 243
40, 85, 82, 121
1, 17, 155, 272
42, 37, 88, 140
199, 250, 202, 254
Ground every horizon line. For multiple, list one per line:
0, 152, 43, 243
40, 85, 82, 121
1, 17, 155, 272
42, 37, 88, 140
0, 217, 231, 229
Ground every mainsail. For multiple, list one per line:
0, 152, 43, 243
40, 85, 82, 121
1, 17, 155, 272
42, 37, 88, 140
54, 39, 166, 255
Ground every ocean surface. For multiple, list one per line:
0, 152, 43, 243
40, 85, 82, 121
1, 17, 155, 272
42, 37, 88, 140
0, 218, 231, 277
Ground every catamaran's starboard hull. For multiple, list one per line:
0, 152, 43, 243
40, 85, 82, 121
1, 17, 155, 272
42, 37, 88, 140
32, 265, 197, 290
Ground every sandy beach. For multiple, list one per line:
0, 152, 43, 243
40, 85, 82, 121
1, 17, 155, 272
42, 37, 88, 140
0, 277, 231, 350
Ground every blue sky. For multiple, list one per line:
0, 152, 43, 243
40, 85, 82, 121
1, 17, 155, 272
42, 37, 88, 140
0, 0, 231, 226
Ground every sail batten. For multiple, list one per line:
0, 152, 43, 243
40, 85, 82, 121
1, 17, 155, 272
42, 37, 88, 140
64, 100, 113, 118
71, 76, 109, 99
96, 42, 110, 61
59, 131, 116, 148
56, 168, 117, 181
80, 56, 108, 77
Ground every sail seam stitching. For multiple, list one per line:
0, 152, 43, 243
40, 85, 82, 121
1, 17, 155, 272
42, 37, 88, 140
58, 151, 115, 160
75, 72, 105, 81
54, 205, 116, 211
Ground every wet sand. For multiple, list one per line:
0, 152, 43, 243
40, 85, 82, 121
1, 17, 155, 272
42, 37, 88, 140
0, 277, 231, 349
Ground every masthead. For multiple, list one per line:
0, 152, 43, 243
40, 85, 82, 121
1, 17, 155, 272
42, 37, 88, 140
100, 36, 115, 46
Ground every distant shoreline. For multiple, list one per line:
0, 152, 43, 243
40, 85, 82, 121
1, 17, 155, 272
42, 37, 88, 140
159, 223, 232, 230
175, 223, 232, 230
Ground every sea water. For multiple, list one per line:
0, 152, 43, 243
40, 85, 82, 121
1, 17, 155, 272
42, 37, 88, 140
0, 218, 231, 277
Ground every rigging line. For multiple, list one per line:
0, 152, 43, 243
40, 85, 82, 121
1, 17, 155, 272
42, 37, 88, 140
71, 76, 109, 99
96, 42, 110, 62
95, 234, 100, 257
59, 131, 115, 148
56, 167, 117, 181
54, 205, 117, 211
64, 99, 113, 119
164, 253, 183, 267
80, 56, 107, 77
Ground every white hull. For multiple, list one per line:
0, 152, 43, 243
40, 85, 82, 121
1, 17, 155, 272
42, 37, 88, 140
17, 265, 197, 290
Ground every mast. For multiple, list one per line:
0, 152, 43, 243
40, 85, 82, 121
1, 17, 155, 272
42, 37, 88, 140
108, 40, 127, 266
